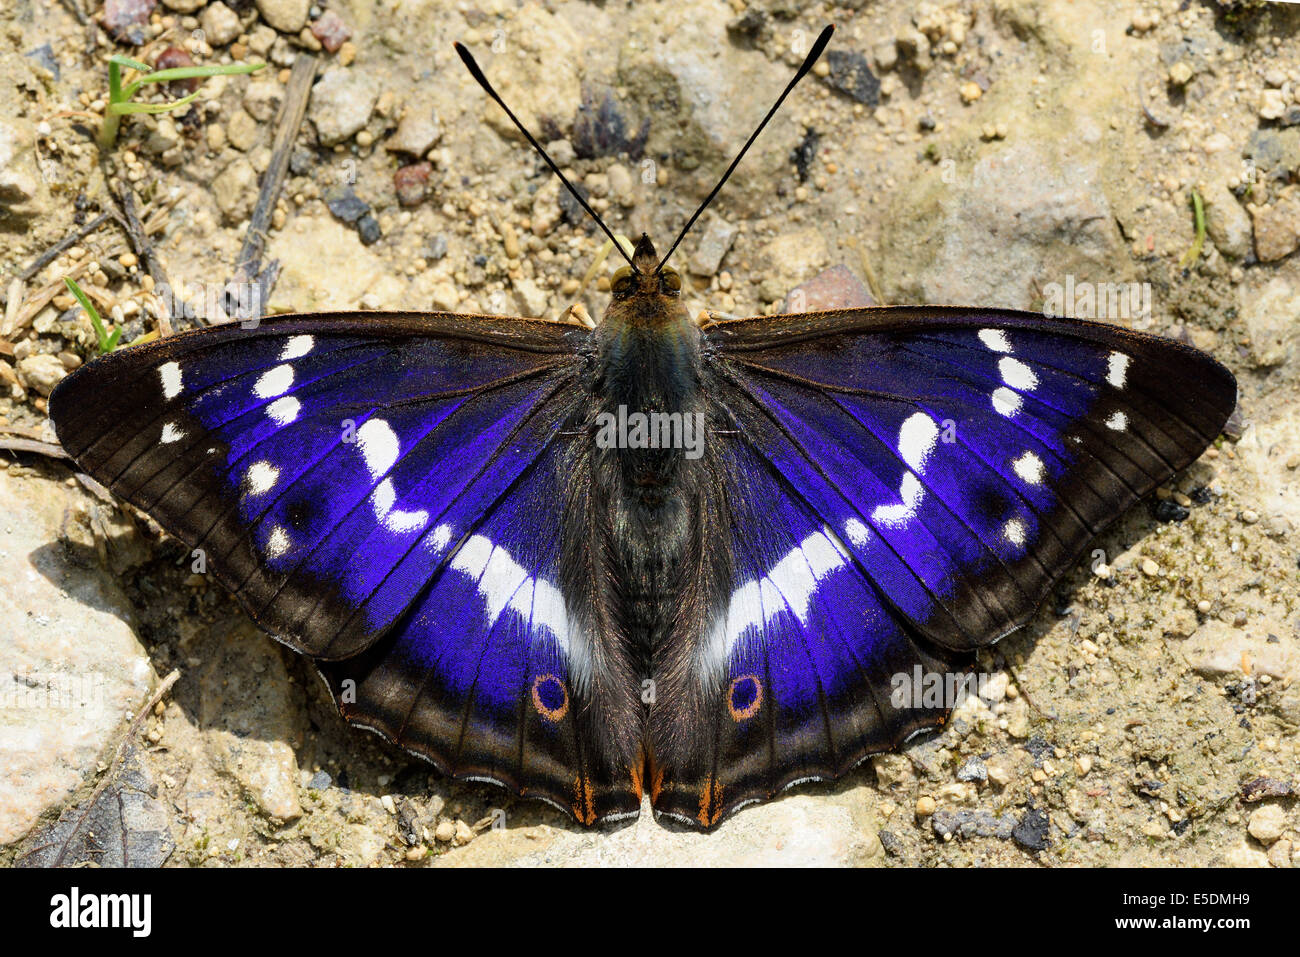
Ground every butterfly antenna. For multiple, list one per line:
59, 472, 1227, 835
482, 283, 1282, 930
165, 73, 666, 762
455, 42, 638, 271
655, 24, 835, 274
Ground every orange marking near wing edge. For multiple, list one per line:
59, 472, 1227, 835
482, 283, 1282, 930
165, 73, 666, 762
697, 778, 724, 828
573, 774, 596, 825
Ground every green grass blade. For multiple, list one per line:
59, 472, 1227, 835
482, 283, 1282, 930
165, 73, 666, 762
65, 278, 115, 355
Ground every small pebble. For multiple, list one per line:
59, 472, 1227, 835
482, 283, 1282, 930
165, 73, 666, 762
1140, 558, 1160, 576
915, 795, 936, 817
434, 820, 455, 843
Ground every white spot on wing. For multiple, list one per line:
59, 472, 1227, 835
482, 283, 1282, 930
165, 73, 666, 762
447, 534, 585, 683
706, 530, 850, 674
898, 412, 940, 474
1012, 451, 1045, 484
159, 361, 182, 400
998, 356, 1038, 391
873, 471, 924, 527
266, 395, 300, 425
1105, 411, 1128, 431
1004, 518, 1027, 546
265, 524, 290, 558
979, 328, 1012, 353
281, 335, 314, 361
1107, 351, 1130, 389
430, 524, 452, 552
160, 422, 185, 444
254, 363, 294, 399
245, 461, 279, 495
992, 386, 1022, 417
370, 477, 428, 533
844, 518, 870, 546
356, 418, 399, 479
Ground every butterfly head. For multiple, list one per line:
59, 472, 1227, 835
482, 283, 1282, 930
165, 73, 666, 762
610, 234, 683, 307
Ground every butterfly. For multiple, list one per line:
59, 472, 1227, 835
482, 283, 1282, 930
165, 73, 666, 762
48, 26, 1236, 830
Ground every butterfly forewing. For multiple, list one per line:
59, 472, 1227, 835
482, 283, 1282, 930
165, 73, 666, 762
704, 306, 1236, 652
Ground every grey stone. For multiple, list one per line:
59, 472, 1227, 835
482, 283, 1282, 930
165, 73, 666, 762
309, 68, 379, 147
1202, 181, 1253, 260
386, 100, 442, 157
256, 0, 310, 34
212, 157, 259, 223
0, 471, 155, 846
687, 216, 738, 276
200, 2, 243, 47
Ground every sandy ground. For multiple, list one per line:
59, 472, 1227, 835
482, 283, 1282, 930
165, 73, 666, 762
1, 0, 1298, 866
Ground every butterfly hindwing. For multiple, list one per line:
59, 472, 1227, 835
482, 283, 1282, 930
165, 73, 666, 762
649, 435, 974, 827
50, 313, 639, 821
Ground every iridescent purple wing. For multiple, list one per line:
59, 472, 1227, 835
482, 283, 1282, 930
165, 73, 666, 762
653, 306, 1236, 826
50, 313, 639, 823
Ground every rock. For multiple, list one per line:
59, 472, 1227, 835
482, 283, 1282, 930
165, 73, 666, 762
1239, 277, 1300, 367
1260, 89, 1288, 121
759, 227, 830, 302
256, 0, 310, 34
687, 216, 738, 276
0, 120, 40, 221
932, 808, 1016, 840
956, 757, 988, 782
243, 80, 284, 123
824, 50, 880, 105
386, 101, 441, 157
0, 471, 156, 846
310, 9, 352, 52
1247, 805, 1287, 844
607, 163, 635, 205
879, 141, 1128, 309
212, 157, 259, 223
324, 185, 369, 224
1012, 805, 1051, 850
162, 0, 205, 11
782, 265, 875, 313
309, 68, 380, 147
1244, 128, 1300, 177
1267, 840, 1293, 868
1224, 841, 1270, 867
1251, 189, 1300, 262
357, 214, 381, 246
1183, 619, 1299, 682
15, 354, 67, 396
102, 0, 156, 44
1202, 182, 1253, 259
199, 619, 303, 821
513, 277, 549, 317
200, 2, 243, 46
226, 108, 260, 151
393, 162, 432, 207
873, 38, 898, 72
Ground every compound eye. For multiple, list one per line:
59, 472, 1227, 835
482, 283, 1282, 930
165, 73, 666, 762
612, 266, 635, 296
660, 268, 682, 293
